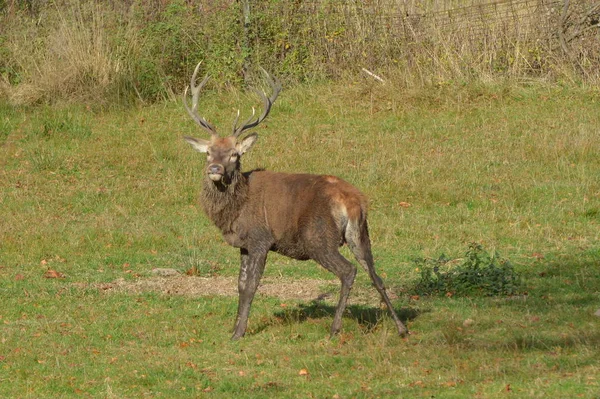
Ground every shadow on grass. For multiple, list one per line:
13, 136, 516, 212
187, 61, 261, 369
253, 300, 423, 335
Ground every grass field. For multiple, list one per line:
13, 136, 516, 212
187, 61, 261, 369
1, 82, 599, 398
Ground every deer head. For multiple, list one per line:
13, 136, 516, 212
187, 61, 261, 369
183, 62, 281, 185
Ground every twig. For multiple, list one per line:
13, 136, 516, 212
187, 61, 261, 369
361, 68, 385, 83
566, 1, 600, 43
558, 0, 571, 56
566, 23, 600, 43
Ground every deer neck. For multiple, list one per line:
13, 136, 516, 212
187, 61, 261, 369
200, 169, 248, 233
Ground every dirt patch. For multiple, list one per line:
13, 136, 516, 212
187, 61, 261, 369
99, 275, 338, 303
96, 274, 391, 305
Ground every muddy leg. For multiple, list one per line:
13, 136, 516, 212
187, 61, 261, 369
348, 222, 408, 337
316, 252, 357, 337
232, 248, 267, 340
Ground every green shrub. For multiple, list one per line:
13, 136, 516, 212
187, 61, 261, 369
412, 243, 522, 297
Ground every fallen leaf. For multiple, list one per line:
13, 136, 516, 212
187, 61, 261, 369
505, 384, 511, 392
186, 361, 197, 369
44, 270, 65, 279
15, 274, 25, 281
298, 368, 309, 376
398, 201, 411, 208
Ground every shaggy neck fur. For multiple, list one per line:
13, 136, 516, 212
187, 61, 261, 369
200, 169, 248, 234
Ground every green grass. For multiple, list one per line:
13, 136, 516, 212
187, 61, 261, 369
1, 82, 599, 398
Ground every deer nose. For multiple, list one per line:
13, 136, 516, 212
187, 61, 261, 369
208, 164, 224, 175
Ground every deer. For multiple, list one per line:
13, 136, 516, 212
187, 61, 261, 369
182, 62, 408, 340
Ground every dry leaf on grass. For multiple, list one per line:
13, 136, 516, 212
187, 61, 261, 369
44, 270, 65, 279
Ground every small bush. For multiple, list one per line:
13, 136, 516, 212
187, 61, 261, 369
412, 243, 522, 297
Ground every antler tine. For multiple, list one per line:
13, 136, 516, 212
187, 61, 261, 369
232, 106, 256, 136
183, 62, 218, 138
232, 68, 282, 138
231, 108, 247, 134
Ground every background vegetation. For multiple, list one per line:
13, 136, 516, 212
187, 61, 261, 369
1, 0, 599, 398
1, 0, 600, 105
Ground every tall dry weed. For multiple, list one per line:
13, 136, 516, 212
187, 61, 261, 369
1, 1, 139, 106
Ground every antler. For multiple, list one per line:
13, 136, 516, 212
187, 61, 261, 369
183, 62, 218, 138
232, 68, 282, 138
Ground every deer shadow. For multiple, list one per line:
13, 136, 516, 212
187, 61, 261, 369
253, 298, 423, 335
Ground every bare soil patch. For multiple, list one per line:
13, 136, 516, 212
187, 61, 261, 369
100, 275, 337, 302
96, 273, 391, 305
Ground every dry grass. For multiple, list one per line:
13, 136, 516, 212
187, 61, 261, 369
1, 1, 138, 106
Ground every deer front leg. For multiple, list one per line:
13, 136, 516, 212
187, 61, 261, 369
231, 247, 268, 340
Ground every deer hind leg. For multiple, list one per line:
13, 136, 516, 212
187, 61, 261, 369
315, 251, 357, 337
345, 219, 409, 337
232, 247, 268, 340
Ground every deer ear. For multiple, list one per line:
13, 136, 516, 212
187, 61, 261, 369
184, 136, 211, 153
237, 133, 258, 154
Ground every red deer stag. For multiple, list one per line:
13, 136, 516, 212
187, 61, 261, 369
183, 62, 408, 339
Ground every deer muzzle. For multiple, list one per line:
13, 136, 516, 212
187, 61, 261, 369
207, 164, 225, 181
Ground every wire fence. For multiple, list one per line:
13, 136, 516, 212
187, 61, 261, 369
240, 0, 598, 82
